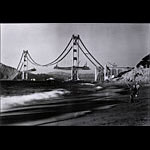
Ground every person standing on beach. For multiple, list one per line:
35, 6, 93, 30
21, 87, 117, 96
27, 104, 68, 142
129, 81, 140, 103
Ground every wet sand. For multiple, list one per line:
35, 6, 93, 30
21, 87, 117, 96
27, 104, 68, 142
41, 86, 150, 126
43, 102, 149, 126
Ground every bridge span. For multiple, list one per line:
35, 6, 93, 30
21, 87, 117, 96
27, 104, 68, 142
16, 35, 104, 82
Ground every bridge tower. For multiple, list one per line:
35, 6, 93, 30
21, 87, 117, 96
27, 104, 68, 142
71, 34, 80, 81
22, 50, 28, 80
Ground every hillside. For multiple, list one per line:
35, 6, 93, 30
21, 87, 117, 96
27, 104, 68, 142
0, 62, 95, 81
114, 53, 150, 84
114, 67, 150, 84
0, 63, 19, 80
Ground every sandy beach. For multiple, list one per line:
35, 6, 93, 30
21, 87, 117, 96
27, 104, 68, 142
1, 83, 150, 126
40, 85, 150, 126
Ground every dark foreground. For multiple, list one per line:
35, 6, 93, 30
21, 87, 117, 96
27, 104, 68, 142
34, 86, 150, 126
0, 81, 150, 126
39, 86, 150, 126
46, 97, 150, 126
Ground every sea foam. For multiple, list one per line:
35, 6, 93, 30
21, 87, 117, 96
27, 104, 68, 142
1, 89, 70, 111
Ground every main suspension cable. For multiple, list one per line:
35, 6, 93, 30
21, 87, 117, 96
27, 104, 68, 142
77, 43, 97, 67
27, 37, 73, 67
79, 38, 104, 69
43, 37, 73, 66
27, 46, 73, 67
27, 52, 43, 66
50, 46, 73, 66
27, 56, 39, 66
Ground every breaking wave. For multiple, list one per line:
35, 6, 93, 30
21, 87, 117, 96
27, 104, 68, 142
79, 83, 95, 86
95, 86, 103, 90
1, 89, 70, 111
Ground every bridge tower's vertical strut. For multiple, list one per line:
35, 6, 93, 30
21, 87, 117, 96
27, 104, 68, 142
71, 35, 80, 81
22, 50, 28, 80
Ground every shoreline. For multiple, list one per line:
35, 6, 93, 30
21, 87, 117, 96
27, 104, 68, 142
41, 100, 149, 126
41, 86, 150, 126
1, 82, 150, 126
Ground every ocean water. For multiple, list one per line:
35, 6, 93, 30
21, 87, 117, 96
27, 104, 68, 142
0, 81, 129, 125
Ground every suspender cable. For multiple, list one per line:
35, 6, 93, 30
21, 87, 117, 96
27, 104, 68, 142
27, 37, 73, 67
79, 38, 104, 69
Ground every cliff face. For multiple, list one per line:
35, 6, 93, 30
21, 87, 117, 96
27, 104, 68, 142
0, 63, 19, 80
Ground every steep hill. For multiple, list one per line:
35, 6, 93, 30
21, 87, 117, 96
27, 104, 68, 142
114, 67, 150, 83
114, 53, 150, 84
0, 63, 19, 80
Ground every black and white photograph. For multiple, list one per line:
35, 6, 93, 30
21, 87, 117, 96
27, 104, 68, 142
0, 23, 150, 126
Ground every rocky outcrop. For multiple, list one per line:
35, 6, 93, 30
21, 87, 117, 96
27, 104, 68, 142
0, 63, 19, 80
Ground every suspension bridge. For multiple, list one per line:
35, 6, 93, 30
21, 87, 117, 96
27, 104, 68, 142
16, 35, 104, 82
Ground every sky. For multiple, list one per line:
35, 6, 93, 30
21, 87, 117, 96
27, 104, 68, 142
1, 23, 150, 73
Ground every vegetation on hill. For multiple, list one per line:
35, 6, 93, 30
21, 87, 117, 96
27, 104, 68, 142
114, 53, 150, 84
0, 63, 18, 80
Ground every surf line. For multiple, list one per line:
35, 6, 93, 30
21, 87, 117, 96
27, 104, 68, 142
11, 110, 92, 126
35, 104, 118, 126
